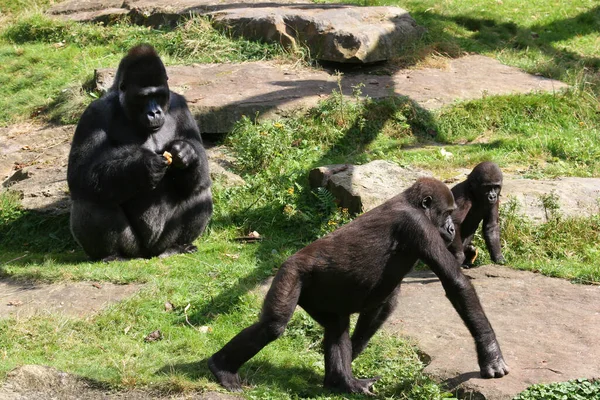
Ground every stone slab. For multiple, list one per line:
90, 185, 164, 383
387, 265, 600, 399
0, 280, 142, 319
309, 161, 600, 221
95, 55, 568, 134
210, 5, 425, 63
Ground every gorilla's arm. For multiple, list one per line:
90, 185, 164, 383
68, 101, 168, 203
419, 232, 508, 378
164, 95, 211, 196
482, 207, 505, 264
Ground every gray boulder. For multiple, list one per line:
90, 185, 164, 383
211, 5, 426, 63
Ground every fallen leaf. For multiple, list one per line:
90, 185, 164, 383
144, 330, 162, 342
7, 300, 23, 307
198, 326, 212, 333
165, 301, 174, 312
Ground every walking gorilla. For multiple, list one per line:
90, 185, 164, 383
449, 161, 505, 268
209, 178, 508, 395
67, 44, 212, 261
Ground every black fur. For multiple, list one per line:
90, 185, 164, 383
67, 44, 212, 261
449, 162, 505, 268
208, 178, 508, 394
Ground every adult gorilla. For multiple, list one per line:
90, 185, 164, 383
209, 178, 508, 395
67, 44, 212, 261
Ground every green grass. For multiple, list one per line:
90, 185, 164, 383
1, 0, 600, 398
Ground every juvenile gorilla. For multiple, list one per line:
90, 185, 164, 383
67, 44, 212, 261
209, 178, 508, 395
449, 161, 505, 268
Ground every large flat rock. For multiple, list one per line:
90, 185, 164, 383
94, 55, 568, 134
48, 1, 425, 63
309, 161, 600, 221
388, 265, 600, 399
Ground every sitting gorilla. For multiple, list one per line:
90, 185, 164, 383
67, 44, 212, 261
209, 178, 508, 395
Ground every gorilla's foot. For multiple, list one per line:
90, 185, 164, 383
101, 254, 131, 263
481, 357, 510, 378
158, 244, 198, 258
208, 356, 243, 392
325, 376, 380, 395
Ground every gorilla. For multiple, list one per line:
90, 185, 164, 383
67, 44, 212, 261
449, 161, 505, 268
209, 178, 508, 395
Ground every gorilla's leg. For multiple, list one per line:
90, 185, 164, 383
156, 191, 213, 257
208, 266, 300, 391
351, 286, 400, 360
319, 313, 379, 394
70, 200, 143, 261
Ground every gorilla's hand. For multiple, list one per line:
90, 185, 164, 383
478, 341, 509, 378
169, 140, 198, 169
145, 151, 169, 189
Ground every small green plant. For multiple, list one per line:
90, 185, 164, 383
538, 191, 561, 222
513, 378, 600, 400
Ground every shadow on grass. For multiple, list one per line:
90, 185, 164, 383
0, 200, 83, 269
158, 357, 329, 397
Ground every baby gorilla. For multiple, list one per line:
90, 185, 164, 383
209, 178, 508, 394
67, 45, 212, 261
449, 161, 505, 268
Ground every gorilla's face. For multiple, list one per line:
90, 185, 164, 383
121, 83, 170, 132
417, 181, 457, 246
126, 85, 170, 132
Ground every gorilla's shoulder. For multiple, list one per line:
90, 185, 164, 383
82, 91, 119, 118
169, 92, 191, 111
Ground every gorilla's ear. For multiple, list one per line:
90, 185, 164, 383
422, 196, 432, 209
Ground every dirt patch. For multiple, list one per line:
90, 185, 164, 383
0, 279, 142, 319
0, 365, 240, 400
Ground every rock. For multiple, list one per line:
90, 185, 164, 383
502, 177, 600, 223
48, 1, 425, 63
211, 6, 426, 63
308, 160, 430, 213
94, 56, 568, 134
205, 144, 246, 187
310, 160, 600, 221
0, 365, 242, 400
388, 265, 600, 399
